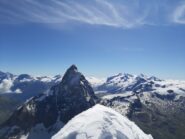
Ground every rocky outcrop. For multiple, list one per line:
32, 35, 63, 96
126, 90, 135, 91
0, 65, 98, 139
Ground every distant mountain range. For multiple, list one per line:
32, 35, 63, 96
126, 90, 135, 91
1, 70, 185, 97
0, 69, 185, 139
98, 73, 185, 139
97, 73, 185, 98
0, 70, 105, 95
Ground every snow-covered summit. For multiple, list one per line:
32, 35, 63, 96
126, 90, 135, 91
52, 104, 153, 139
97, 73, 185, 99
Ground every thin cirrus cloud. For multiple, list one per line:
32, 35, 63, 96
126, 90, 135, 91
0, 0, 185, 28
172, 3, 185, 24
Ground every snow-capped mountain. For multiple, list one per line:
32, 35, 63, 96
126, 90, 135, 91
1, 70, 185, 139
0, 65, 98, 139
52, 104, 153, 139
97, 73, 185, 99
98, 73, 185, 139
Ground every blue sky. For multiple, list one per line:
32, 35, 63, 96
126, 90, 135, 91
0, 0, 185, 79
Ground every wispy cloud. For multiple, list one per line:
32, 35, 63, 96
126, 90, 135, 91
172, 2, 185, 24
0, 0, 185, 28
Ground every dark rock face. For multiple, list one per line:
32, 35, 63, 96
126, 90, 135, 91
154, 92, 176, 100
0, 65, 98, 139
129, 98, 185, 139
52, 65, 98, 123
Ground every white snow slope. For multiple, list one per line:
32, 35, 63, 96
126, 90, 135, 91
52, 104, 153, 139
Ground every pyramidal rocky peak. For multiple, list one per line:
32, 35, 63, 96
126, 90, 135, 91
0, 65, 98, 139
